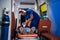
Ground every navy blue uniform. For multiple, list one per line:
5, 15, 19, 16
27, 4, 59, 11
25, 9, 40, 29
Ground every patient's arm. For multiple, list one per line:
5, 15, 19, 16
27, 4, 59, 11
26, 20, 31, 27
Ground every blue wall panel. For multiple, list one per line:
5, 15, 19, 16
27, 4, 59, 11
50, 0, 60, 36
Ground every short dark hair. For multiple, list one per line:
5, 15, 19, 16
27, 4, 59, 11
19, 11, 22, 13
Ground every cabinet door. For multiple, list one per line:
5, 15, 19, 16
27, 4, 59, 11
11, 12, 16, 39
38, 20, 51, 34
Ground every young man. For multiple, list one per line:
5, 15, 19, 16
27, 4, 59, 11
25, 8, 40, 29
19, 10, 26, 25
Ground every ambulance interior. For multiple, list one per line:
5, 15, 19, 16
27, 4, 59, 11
0, 0, 60, 40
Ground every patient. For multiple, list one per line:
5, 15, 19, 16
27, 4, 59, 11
17, 23, 36, 34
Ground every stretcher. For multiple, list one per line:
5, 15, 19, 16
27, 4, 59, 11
17, 33, 38, 38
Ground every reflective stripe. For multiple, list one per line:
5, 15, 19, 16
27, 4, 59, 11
3, 21, 10, 24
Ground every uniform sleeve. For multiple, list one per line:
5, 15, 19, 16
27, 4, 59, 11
25, 9, 33, 20
25, 10, 30, 20
25, 13, 30, 20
